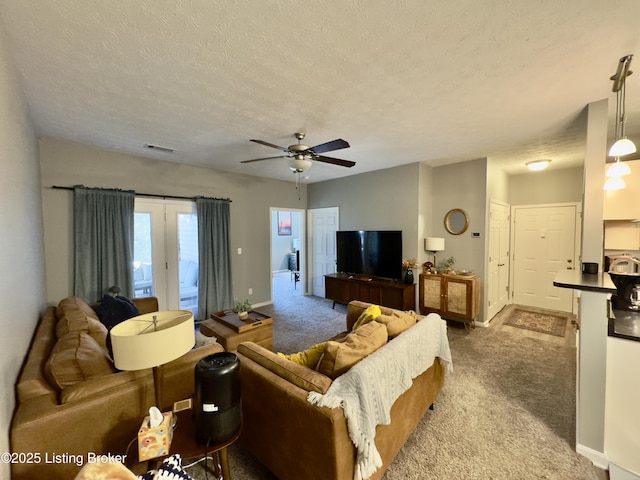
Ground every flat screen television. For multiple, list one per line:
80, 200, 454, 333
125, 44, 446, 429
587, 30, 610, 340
336, 230, 403, 281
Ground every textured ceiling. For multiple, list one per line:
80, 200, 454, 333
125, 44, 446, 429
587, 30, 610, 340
2, 1, 640, 183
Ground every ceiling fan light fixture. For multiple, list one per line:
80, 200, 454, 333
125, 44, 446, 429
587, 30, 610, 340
608, 137, 637, 157
526, 159, 551, 171
291, 156, 312, 172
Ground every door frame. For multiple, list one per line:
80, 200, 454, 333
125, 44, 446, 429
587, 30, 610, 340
270, 207, 307, 299
307, 207, 340, 297
510, 202, 582, 314
486, 199, 511, 322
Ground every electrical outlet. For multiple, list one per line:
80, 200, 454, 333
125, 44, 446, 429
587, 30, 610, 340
237, 247, 242, 255
248, 288, 253, 295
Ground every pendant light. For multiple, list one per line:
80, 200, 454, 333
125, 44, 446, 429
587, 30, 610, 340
609, 55, 635, 158
605, 55, 635, 190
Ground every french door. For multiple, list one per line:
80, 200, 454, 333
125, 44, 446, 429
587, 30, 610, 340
133, 199, 199, 314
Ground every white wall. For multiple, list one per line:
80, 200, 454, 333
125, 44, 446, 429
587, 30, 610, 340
39, 138, 306, 307
0, 27, 44, 476
509, 166, 584, 205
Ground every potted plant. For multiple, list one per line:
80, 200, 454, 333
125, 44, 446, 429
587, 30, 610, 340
402, 258, 419, 284
234, 298, 252, 319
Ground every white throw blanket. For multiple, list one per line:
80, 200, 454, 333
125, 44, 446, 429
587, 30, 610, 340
307, 313, 452, 480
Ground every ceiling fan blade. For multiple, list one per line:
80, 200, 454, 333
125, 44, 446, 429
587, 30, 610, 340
250, 139, 289, 152
241, 155, 289, 164
310, 138, 350, 154
315, 155, 356, 168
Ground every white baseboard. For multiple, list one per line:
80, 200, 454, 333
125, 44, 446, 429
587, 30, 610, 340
576, 443, 609, 470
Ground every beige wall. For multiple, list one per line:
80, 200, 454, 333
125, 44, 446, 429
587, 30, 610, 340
39, 138, 307, 307
508, 166, 584, 205
0, 28, 44, 475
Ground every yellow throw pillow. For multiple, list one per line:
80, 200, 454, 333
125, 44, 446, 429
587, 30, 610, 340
317, 321, 388, 379
376, 310, 418, 338
351, 304, 382, 331
278, 342, 327, 368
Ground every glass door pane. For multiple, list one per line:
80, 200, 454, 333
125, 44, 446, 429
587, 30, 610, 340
177, 211, 199, 315
133, 212, 154, 298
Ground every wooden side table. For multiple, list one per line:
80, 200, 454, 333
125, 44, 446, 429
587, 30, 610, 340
128, 409, 240, 479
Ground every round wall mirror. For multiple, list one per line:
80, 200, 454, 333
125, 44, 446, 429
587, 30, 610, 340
444, 208, 469, 235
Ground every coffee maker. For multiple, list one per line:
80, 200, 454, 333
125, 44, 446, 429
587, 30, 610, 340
608, 256, 640, 311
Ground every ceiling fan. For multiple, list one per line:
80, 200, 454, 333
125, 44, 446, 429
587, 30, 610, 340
241, 132, 355, 172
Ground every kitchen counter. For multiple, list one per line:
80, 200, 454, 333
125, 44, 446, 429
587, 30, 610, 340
553, 270, 616, 293
609, 306, 640, 342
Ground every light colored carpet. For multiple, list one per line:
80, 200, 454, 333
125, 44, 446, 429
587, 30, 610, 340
184, 273, 604, 480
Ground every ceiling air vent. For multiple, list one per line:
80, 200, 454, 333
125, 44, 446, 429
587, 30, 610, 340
145, 144, 175, 153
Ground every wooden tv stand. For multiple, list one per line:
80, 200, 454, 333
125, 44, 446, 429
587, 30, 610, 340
324, 273, 415, 311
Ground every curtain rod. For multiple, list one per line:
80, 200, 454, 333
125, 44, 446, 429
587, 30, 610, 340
51, 185, 231, 202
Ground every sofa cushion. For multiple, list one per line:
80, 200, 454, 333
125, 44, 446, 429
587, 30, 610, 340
375, 310, 418, 338
56, 296, 100, 322
351, 304, 382, 331
56, 314, 109, 350
277, 342, 327, 368
44, 332, 116, 390
238, 342, 332, 394
317, 321, 388, 379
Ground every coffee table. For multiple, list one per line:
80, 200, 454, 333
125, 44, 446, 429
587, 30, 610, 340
200, 310, 273, 351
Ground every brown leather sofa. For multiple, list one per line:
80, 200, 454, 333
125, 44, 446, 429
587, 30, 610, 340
10, 296, 223, 480
236, 300, 448, 480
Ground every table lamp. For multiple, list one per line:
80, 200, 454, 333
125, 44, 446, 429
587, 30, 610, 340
424, 237, 445, 271
110, 310, 195, 411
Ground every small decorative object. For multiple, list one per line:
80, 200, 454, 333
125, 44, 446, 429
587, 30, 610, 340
402, 259, 419, 284
439, 256, 456, 274
234, 298, 252, 319
422, 261, 434, 274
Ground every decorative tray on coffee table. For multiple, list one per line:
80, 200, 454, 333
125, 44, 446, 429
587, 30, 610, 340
210, 310, 273, 333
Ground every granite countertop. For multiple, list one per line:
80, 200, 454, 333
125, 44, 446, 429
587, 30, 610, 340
553, 270, 616, 293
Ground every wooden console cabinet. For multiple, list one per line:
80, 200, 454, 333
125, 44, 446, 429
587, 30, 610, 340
419, 273, 480, 325
324, 273, 416, 311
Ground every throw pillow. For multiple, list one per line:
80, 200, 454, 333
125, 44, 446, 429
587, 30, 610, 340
351, 304, 382, 330
277, 342, 327, 368
375, 310, 418, 338
317, 321, 388, 379
44, 332, 116, 390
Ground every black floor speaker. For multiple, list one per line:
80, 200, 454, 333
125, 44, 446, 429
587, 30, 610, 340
194, 352, 241, 445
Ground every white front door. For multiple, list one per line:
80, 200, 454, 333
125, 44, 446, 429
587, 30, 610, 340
487, 200, 510, 320
308, 207, 339, 296
512, 204, 578, 312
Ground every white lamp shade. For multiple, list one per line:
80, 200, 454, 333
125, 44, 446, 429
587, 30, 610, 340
291, 157, 312, 171
606, 160, 632, 178
425, 237, 445, 252
603, 176, 626, 191
609, 137, 637, 157
110, 310, 195, 371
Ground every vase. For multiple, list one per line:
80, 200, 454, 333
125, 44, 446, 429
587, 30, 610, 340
238, 311, 249, 319
404, 269, 414, 284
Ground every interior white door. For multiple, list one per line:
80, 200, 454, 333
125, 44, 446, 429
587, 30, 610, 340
487, 200, 510, 320
512, 204, 577, 312
308, 207, 339, 296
